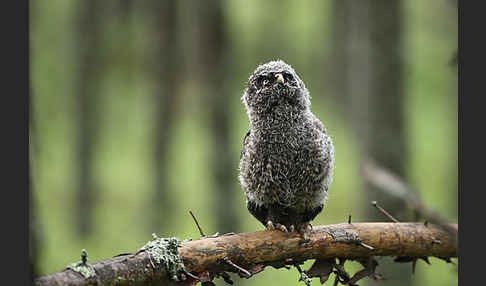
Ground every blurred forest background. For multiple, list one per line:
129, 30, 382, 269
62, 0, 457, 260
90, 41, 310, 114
29, 1, 457, 285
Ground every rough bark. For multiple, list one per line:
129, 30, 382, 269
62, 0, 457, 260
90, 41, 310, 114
35, 222, 457, 286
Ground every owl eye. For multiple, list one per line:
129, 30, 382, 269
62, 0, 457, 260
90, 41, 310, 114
257, 75, 272, 88
283, 72, 294, 82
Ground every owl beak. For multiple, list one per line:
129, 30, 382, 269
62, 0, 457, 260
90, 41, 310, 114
275, 73, 285, 84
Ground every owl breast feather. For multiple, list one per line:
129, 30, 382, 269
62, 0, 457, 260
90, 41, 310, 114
239, 113, 334, 210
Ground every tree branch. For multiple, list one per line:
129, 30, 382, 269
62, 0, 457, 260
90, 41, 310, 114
361, 159, 458, 237
35, 222, 457, 286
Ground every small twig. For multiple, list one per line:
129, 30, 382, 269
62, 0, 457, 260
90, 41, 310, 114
333, 273, 340, 286
220, 272, 234, 285
223, 257, 251, 277
81, 249, 88, 265
294, 263, 303, 273
189, 210, 205, 237
148, 255, 155, 270
432, 239, 442, 245
183, 269, 200, 281
371, 201, 400, 223
421, 257, 431, 265
333, 259, 351, 285
293, 263, 311, 286
147, 254, 156, 279
438, 257, 455, 264
359, 242, 374, 250
362, 159, 457, 238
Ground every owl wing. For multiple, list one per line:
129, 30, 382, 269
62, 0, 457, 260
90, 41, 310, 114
240, 130, 251, 160
311, 115, 334, 184
311, 114, 327, 135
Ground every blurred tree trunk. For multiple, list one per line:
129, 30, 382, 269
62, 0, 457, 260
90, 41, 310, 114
29, 177, 35, 283
29, 148, 36, 281
115, 0, 132, 18
146, 0, 179, 234
75, 0, 104, 238
451, 0, 458, 220
29, 88, 39, 281
193, 0, 240, 233
328, 1, 350, 110
343, 1, 412, 285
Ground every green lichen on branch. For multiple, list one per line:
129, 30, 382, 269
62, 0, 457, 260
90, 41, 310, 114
66, 249, 96, 279
322, 227, 374, 249
323, 227, 360, 243
139, 233, 186, 281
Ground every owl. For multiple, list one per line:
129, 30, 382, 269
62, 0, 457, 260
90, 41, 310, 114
239, 60, 334, 233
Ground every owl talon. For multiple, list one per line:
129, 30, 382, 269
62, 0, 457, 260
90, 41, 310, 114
296, 223, 312, 244
277, 224, 288, 233
266, 221, 275, 231
300, 233, 311, 244
297, 223, 310, 234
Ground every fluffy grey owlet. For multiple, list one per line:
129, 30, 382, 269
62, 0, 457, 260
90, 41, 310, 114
239, 60, 334, 233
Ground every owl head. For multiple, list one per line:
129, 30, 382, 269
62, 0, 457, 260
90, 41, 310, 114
242, 60, 311, 115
